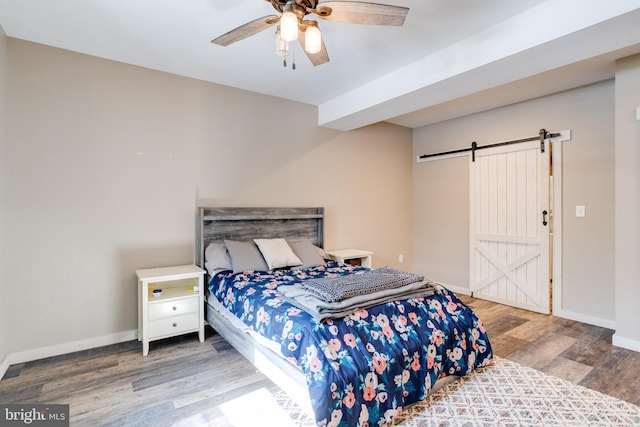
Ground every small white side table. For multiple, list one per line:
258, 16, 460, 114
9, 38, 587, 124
136, 264, 205, 356
326, 248, 373, 268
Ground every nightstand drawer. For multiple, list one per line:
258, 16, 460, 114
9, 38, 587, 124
149, 297, 199, 320
149, 313, 199, 338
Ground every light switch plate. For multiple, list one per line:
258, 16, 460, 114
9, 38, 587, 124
636, 107, 640, 121
576, 205, 586, 217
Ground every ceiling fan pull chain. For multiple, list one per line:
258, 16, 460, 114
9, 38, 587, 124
292, 44, 296, 70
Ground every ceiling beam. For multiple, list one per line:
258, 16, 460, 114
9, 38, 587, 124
317, 0, 640, 131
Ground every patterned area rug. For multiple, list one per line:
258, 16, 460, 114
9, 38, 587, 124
276, 357, 640, 426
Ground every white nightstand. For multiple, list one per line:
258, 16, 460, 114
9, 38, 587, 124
326, 248, 373, 268
136, 264, 205, 356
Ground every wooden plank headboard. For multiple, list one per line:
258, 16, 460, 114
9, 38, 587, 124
196, 207, 324, 268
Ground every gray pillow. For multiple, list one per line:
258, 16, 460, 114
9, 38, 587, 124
289, 240, 326, 269
204, 243, 232, 275
224, 240, 269, 274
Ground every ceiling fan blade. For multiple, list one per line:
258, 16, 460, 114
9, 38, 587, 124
298, 31, 330, 66
211, 15, 279, 46
314, 2, 408, 26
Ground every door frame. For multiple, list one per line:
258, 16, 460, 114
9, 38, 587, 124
550, 130, 571, 316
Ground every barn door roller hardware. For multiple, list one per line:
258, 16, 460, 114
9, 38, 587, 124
420, 129, 560, 162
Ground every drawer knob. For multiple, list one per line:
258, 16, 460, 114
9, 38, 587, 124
172, 306, 177, 311
172, 323, 177, 327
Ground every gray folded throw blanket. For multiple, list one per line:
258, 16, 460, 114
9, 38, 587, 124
299, 266, 424, 303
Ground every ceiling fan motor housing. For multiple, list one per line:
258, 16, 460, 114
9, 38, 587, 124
270, 0, 318, 14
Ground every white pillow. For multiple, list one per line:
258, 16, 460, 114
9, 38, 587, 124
253, 238, 303, 270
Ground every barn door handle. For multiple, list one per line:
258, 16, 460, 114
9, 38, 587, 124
542, 210, 548, 226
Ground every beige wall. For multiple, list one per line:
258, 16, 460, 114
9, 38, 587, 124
614, 54, 640, 348
5, 39, 412, 355
0, 25, 9, 364
413, 81, 616, 324
6, 35, 634, 361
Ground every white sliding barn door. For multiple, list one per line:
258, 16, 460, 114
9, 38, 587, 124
470, 140, 550, 314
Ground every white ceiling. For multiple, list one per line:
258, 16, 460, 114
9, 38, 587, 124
1, 0, 640, 130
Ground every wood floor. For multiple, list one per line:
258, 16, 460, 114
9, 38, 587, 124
1, 296, 639, 426
459, 295, 640, 407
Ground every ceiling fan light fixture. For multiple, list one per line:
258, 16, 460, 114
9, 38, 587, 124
274, 26, 289, 56
304, 21, 322, 54
280, 4, 299, 42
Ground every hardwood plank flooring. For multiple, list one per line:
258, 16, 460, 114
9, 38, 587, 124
1, 297, 639, 426
459, 295, 640, 406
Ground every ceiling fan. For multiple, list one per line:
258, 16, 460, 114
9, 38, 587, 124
211, 0, 409, 68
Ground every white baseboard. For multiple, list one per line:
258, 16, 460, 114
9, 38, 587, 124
555, 309, 616, 330
612, 334, 640, 353
0, 353, 10, 380
5, 329, 138, 368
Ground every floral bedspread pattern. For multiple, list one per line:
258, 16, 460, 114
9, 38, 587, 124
209, 262, 493, 427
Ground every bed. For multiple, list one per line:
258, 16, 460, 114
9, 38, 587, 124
197, 207, 493, 426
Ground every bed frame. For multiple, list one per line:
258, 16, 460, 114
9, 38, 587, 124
196, 207, 324, 414
196, 207, 461, 421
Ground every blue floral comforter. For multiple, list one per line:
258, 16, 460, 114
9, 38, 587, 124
209, 262, 493, 426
